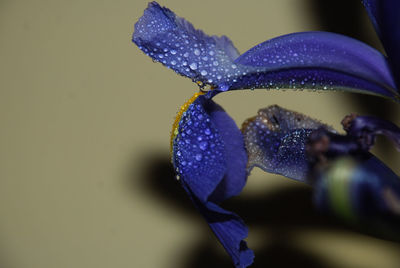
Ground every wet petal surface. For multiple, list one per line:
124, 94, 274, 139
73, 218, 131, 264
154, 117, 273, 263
231, 32, 398, 100
172, 94, 252, 267
133, 3, 399, 100
133, 2, 241, 89
242, 105, 334, 182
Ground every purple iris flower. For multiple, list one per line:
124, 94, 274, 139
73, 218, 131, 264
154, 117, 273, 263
243, 105, 400, 239
132, 1, 400, 267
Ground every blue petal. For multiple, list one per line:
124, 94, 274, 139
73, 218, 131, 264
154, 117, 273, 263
172, 94, 252, 267
313, 156, 400, 233
133, 2, 240, 88
133, 4, 399, 100
182, 182, 254, 268
362, 0, 400, 87
172, 95, 248, 202
231, 32, 399, 100
205, 100, 248, 202
242, 105, 334, 182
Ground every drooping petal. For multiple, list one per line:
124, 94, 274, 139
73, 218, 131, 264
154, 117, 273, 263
172, 94, 248, 202
242, 105, 334, 182
205, 99, 248, 202
133, 2, 241, 88
231, 32, 399, 101
345, 115, 400, 151
362, 0, 400, 87
182, 182, 254, 268
172, 93, 252, 267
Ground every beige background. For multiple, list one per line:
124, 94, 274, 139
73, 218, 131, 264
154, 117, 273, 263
1, 0, 400, 267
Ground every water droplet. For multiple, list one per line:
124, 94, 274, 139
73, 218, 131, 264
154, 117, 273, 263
195, 153, 202, 161
170, 50, 177, 55
189, 63, 198, 70
204, 128, 211, 135
171, 60, 177, 65
194, 49, 200, 56
199, 141, 208, 150
183, 52, 189, 58
213, 61, 219, 66
201, 70, 208, 76
209, 51, 215, 56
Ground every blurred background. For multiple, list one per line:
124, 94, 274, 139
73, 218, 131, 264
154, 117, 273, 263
1, 0, 400, 267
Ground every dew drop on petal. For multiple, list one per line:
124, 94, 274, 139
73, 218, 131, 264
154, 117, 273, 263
199, 141, 208, 150
195, 153, 202, 161
189, 63, 198, 70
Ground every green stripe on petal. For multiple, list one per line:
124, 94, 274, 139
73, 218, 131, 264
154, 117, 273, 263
327, 158, 357, 222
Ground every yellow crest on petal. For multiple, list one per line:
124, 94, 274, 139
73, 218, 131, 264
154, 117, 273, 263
170, 91, 205, 154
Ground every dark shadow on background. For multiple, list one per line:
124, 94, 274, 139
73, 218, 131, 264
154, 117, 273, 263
132, 151, 400, 268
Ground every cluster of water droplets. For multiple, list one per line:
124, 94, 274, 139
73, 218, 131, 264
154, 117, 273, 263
172, 99, 225, 182
134, 3, 397, 98
242, 105, 334, 181
133, 2, 254, 91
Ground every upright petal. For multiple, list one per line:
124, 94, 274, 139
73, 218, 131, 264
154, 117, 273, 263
231, 32, 398, 101
172, 93, 253, 267
242, 105, 334, 182
133, 2, 241, 89
362, 0, 400, 87
133, 3, 399, 100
